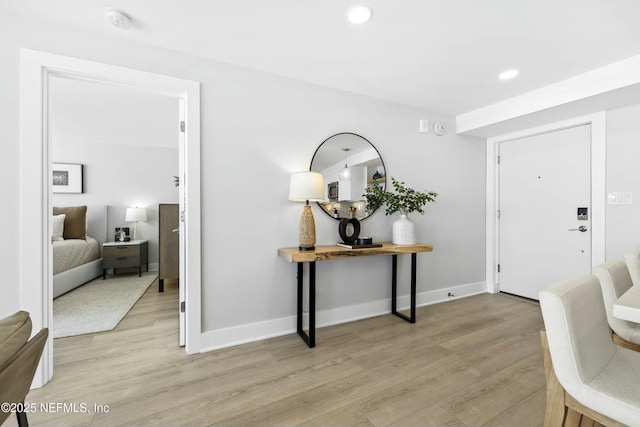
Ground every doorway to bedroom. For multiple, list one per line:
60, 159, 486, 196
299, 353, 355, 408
20, 49, 202, 387
49, 76, 180, 340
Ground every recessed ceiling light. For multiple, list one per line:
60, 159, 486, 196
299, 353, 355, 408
499, 69, 519, 80
347, 5, 373, 24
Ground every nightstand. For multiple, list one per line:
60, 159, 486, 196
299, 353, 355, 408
103, 240, 149, 279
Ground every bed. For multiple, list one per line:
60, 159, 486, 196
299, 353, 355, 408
52, 205, 107, 298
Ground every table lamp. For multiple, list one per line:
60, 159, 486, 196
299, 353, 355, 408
125, 207, 147, 240
289, 171, 325, 251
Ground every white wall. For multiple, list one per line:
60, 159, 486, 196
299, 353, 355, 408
606, 102, 640, 259
50, 76, 179, 267
0, 14, 486, 347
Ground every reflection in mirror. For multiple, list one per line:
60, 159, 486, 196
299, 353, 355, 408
310, 132, 386, 220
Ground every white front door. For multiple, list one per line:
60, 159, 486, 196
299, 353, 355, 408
498, 124, 591, 299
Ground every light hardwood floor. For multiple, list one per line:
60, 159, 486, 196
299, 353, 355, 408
16, 281, 547, 427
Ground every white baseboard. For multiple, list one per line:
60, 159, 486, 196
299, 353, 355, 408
487, 281, 499, 294
199, 281, 487, 353
148, 262, 159, 272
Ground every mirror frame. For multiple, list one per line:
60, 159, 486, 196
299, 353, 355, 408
310, 132, 386, 221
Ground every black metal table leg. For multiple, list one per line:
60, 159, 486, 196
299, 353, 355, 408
309, 261, 316, 347
296, 262, 303, 340
295, 253, 418, 348
391, 254, 398, 314
410, 252, 417, 322
391, 253, 417, 323
296, 261, 316, 348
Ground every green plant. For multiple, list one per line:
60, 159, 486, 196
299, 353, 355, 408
364, 177, 437, 216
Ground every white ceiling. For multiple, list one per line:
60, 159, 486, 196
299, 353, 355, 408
2, 0, 640, 119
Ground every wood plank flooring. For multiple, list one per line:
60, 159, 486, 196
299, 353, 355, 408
14, 281, 547, 427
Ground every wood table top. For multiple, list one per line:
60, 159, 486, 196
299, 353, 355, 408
278, 242, 433, 263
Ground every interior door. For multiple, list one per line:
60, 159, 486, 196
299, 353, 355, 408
498, 125, 591, 299
178, 100, 186, 346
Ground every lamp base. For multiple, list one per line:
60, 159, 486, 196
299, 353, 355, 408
132, 222, 141, 240
299, 204, 317, 250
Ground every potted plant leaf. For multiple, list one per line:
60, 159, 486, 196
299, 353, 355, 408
364, 177, 437, 244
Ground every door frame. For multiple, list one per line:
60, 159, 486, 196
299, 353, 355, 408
19, 49, 202, 387
485, 112, 606, 293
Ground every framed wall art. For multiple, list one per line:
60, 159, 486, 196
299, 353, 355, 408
52, 163, 84, 193
114, 227, 131, 242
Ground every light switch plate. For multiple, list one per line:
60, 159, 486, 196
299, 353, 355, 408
608, 191, 633, 204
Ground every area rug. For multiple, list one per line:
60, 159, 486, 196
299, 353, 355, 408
53, 272, 158, 338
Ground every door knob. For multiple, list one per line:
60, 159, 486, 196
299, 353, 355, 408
568, 225, 588, 232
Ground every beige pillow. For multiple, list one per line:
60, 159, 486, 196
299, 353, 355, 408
52, 214, 65, 241
53, 206, 87, 240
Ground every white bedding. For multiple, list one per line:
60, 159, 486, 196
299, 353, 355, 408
53, 236, 100, 276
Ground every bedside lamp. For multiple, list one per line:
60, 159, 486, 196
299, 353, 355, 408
125, 207, 147, 240
289, 171, 325, 251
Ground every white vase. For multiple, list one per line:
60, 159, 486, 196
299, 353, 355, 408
392, 214, 416, 245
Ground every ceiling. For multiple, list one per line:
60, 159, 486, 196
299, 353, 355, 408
2, 0, 640, 121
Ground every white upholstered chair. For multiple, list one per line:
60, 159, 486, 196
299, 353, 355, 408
592, 259, 640, 349
624, 250, 640, 287
539, 273, 640, 427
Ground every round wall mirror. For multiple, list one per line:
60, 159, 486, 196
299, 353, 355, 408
310, 132, 386, 220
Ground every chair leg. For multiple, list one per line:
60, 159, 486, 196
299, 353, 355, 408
540, 330, 625, 427
540, 331, 568, 426
16, 410, 29, 427
564, 408, 584, 427
612, 331, 640, 352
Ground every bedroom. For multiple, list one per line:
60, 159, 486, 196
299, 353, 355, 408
49, 75, 181, 336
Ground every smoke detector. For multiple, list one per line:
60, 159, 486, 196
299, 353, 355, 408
433, 121, 447, 136
105, 8, 132, 29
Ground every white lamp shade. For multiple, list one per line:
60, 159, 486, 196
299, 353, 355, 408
125, 207, 147, 222
289, 171, 325, 202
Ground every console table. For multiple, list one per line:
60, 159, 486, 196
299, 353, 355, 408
278, 242, 433, 348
